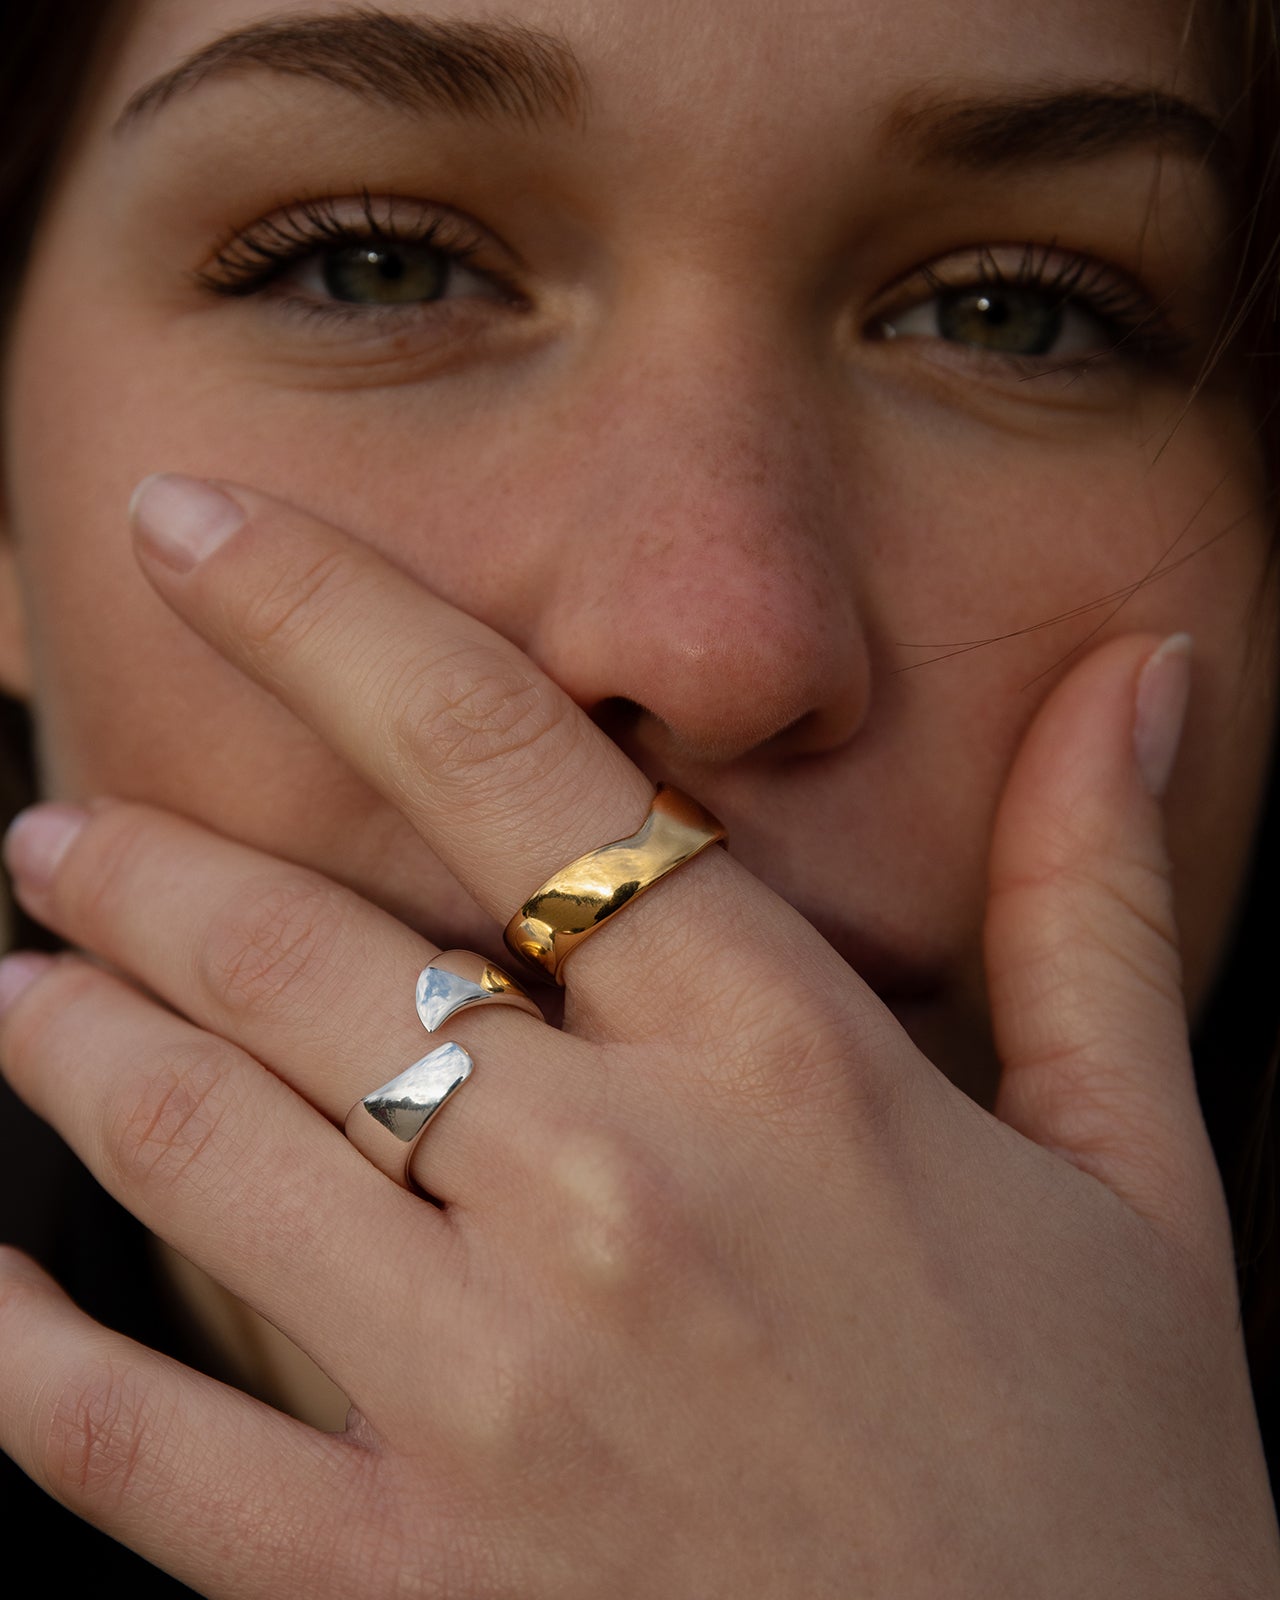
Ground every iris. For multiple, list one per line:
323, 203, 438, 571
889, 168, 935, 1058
936, 286, 1062, 355
321, 243, 448, 304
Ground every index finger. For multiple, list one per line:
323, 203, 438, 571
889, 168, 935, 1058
128, 475, 816, 1025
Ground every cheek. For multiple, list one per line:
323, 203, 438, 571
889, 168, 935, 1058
1, 294, 582, 952
6, 271, 1277, 1029
1, 324, 452, 930
838, 383, 1278, 1016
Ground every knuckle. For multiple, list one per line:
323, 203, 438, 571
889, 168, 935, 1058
456, 1340, 577, 1478
703, 968, 902, 1150
1006, 852, 1180, 963
731, 1024, 844, 1117
733, 1024, 904, 1159
104, 1041, 235, 1197
333, 1446, 488, 1599
547, 1128, 687, 1295
1004, 856, 1184, 1007
200, 873, 347, 1021
237, 547, 354, 655
43, 1360, 174, 1513
392, 646, 573, 792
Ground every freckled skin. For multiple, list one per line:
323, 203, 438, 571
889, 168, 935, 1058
0, 0, 1274, 1115
3, 7, 1280, 1585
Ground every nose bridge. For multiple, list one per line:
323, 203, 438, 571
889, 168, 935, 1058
580, 292, 843, 593
526, 301, 874, 763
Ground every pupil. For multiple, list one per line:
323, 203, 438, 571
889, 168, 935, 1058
370, 250, 404, 282
938, 287, 1062, 355
321, 244, 447, 305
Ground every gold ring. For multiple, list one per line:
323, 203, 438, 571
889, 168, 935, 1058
503, 786, 726, 983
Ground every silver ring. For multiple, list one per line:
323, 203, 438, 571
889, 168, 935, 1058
343, 950, 540, 1192
415, 949, 543, 1032
343, 1040, 475, 1190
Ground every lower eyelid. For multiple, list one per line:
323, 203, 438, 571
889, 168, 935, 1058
252, 291, 483, 334
883, 333, 1176, 409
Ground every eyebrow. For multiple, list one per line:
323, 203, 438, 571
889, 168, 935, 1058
887, 85, 1231, 180
113, 9, 585, 134
115, 14, 1229, 197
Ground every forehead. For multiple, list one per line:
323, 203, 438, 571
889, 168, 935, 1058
106, 0, 1207, 140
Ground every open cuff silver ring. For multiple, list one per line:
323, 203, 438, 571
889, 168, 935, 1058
343, 950, 541, 1191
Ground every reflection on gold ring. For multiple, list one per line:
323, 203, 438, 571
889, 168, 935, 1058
503, 786, 726, 984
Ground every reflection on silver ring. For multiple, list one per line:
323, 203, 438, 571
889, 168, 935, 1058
343, 948, 540, 1193
415, 949, 542, 1033
343, 1041, 473, 1189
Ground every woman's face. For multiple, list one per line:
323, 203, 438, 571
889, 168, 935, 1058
1, 0, 1274, 1099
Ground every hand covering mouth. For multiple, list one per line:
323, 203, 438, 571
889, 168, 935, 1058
793, 908, 946, 1003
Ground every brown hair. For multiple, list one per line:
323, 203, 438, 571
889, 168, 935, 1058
0, 2, 118, 947
1214, 3, 1280, 525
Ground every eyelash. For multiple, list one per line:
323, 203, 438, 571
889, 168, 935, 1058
197, 197, 1187, 373
874, 242, 1188, 371
196, 191, 519, 315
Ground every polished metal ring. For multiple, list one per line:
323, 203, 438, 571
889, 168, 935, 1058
415, 948, 543, 1032
343, 1041, 475, 1190
503, 785, 726, 984
343, 949, 540, 1191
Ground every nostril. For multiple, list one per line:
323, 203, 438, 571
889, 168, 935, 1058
524, 534, 873, 768
588, 696, 645, 746
587, 695, 687, 774
589, 695, 844, 769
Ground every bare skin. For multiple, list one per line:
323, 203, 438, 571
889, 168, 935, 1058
0, 0, 1278, 1591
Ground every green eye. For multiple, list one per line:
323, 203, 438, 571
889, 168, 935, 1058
319, 243, 450, 305
869, 247, 1187, 373
934, 286, 1063, 356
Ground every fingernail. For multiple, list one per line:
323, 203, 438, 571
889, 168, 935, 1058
0, 953, 54, 1018
130, 473, 245, 572
3, 803, 89, 890
1133, 633, 1193, 798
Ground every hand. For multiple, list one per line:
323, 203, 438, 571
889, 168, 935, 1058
0, 476, 1275, 1597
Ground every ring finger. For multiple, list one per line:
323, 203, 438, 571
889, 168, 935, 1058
2, 798, 589, 1206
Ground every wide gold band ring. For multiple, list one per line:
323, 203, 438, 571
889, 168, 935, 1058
503, 785, 726, 983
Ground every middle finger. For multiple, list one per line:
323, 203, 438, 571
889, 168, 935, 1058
127, 476, 811, 1028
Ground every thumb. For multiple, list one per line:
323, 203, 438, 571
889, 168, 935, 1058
985, 632, 1229, 1253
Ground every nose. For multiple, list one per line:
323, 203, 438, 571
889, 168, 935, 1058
515, 320, 874, 769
